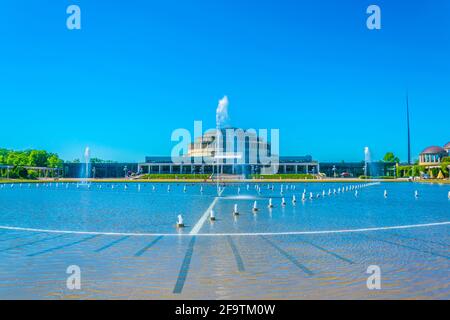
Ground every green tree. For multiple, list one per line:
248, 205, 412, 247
383, 152, 400, 163
28, 150, 49, 167
0, 148, 64, 179
47, 154, 63, 168
6, 151, 28, 166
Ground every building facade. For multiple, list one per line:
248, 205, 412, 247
63, 162, 138, 179
319, 161, 396, 178
138, 156, 318, 177
419, 143, 449, 166
137, 128, 319, 177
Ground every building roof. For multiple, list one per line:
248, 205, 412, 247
420, 146, 446, 154
444, 142, 450, 149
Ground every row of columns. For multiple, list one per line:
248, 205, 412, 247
420, 154, 443, 164
137, 163, 320, 175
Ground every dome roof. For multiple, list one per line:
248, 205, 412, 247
420, 146, 446, 154
444, 142, 450, 149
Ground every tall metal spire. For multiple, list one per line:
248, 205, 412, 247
406, 91, 411, 165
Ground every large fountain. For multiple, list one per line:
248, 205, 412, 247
364, 147, 371, 177
81, 146, 91, 183
364, 146, 380, 177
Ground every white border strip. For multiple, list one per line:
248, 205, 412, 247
189, 186, 225, 234
189, 197, 219, 235
0, 221, 448, 237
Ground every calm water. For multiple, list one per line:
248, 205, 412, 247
0, 181, 449, 299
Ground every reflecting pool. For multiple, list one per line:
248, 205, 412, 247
0, 182, 448, 299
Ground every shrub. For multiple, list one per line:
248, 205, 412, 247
440, 163, 449, 177
359, 175, 394, 179
27, 170, 38, 180
139, 174, 210, 180
5, 166, 28, 179
251, 174, 316, 180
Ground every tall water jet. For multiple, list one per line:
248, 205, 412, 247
82, 146, 91, 184
364, 147, 371, 177
215, 95, 229, 191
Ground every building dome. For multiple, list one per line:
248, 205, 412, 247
420, 146, 446, 154
444, 142, 450, 150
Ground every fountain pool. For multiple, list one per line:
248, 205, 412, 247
0, 182, 448, 299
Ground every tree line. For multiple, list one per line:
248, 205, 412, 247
0, 148, 63, 168
0, 148, 64, 179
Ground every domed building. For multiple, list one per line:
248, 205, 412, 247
419, 145, 448, 165
444, 142, 450, 154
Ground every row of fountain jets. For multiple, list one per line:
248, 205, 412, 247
176, 182, 389, 228
2, 182, 449, 204
0, 182, 447, 230
2, 181, 449, 204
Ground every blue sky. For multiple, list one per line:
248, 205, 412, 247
0, 0, 449, 162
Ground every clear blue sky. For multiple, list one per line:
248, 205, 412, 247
0, 0, 449, 162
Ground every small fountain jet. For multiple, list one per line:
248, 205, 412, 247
176, 215, 185, 228
210, 210, 216, 221
233, 204, 239, 216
